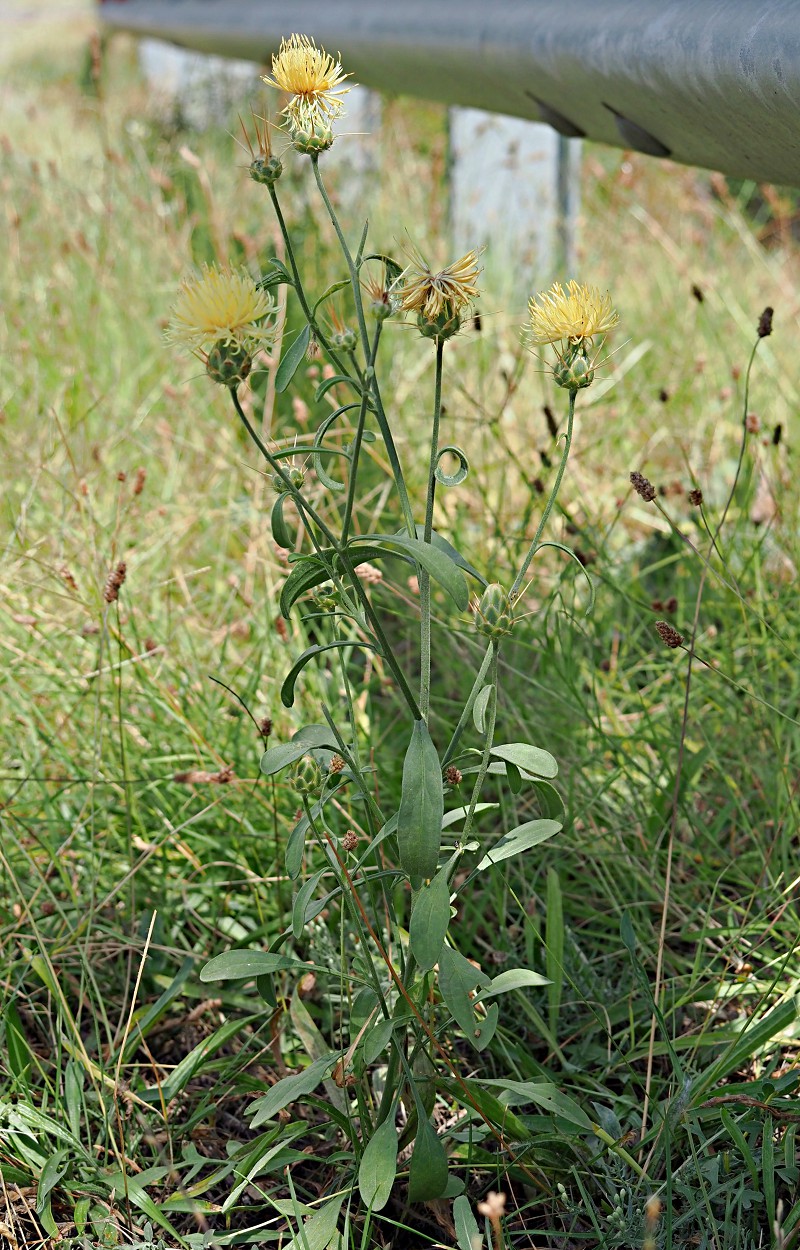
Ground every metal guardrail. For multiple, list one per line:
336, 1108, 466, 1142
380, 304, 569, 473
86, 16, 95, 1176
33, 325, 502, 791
99, 0, 800, 186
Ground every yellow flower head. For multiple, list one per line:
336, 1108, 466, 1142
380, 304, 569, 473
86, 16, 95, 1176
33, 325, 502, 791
262, 34, 351, 132
400, 244, 482, 321
167, 265, 276, 354
527, 280, 619, 346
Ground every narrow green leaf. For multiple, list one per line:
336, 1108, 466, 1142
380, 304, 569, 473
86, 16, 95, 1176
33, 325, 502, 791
290, 986, 348, 1115
434, 444, 469, 487
358, 1118, 398, 1211
4, 1002, 32, 1084
490, 742, 558, 779
249, 1054, 339, 1127
315, 372, 354, 401
281, 640, 378, 708
311, 278, 350, 318
474, 968, 550, 1001
36, 1149, 69, 1215
396, 720, 444, 888
454, 1194, 483, 1250
200, 951, 305, 982
271, 493, 294, 549
292, 871, 325, 940
64, 1060, 84, 1141
440, 1079, 531, 1140
473, 684, 492, 734
475, 820, 562, 872
280, 556, 336, 619
482, 1078, 593, 1130
275, 325, 311, 393
357, 534, 468, 610
546, 868, 564, 1039
362, 1018, 395, 1065
286, 1195, 343, 1250
413, 526, 486, 587
261, 726, 338, 777
410, 870, 451, 971
407, 1118, 449, 1203
531, 779, 564, 819
438, 946, 497, 1051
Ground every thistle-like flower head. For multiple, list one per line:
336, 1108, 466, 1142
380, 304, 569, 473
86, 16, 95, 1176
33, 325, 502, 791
166, 264, 276, 354
400, 244, 482, 321
527, 280, 619, 347
262, 34, 351, 132
527, 280, 619, 391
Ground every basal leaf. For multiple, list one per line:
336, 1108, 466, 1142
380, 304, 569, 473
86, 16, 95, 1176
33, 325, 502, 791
358, 1118, 398, 1211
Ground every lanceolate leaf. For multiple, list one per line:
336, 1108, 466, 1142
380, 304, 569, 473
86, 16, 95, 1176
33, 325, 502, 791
407, 1118, 449, 1203
200, 951, 305, 982
280, 640, 379, 707
280, 556, 337, 619
396, 720, 444, 888
409, 869, 451, 970
490, 742, 558, 778
275, 324, 311, 393
475, 819, 562, 872
249, 1054, 339, 1126
358, 1118, 398, 1211
454, 1195, 483, 1250
355, 534, 469, 610
438, 946, 497, 1051
261, 725, 338, 777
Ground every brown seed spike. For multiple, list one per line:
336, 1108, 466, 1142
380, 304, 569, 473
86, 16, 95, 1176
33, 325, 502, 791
104, 561, 127, 603
630, 471, 657, 502
757, 306, 774, 338
655, 620, 684, 649
688, 488, 703, 506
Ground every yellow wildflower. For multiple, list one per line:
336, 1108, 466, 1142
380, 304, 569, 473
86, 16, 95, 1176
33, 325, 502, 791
527, 280, 618, 346
401, 244, 482, 321
167, 265, 276, 354
262, 34, 351, 132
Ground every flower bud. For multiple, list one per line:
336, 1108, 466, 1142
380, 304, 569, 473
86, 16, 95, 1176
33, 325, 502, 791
416, 308, 461, 342
205, 341, 252, 388
369, 292, 397, 322
272, 466, 305, 494
290, 754, 322, 796
311, 581, 339, 612
331, 326, 358, 352
250, 154, 283, 186
552, 343, 594, 391
475, 583, 514, 640
292, 123, 334, 154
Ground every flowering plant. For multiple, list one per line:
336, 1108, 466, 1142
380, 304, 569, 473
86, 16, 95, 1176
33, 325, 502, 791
171, 35, 619, 1239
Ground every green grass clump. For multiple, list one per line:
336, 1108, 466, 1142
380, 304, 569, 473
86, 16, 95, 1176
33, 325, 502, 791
2, 8, 800, 1249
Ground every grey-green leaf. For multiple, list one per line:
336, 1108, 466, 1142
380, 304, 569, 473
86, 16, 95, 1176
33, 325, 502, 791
396, 720, 444, 888
200, 951, 305, 982
410, 869, 451, 971
473, 683, 493, 733
474, 968, 551, 1001
358, 1118, 398, 1211
454, 1194, 483, 1250
249, 1053, 339, 1126
490, 742, 558, 779
275, 324, 311, 393
438, 946, 496, 1050
364, 534, 469, 610
261, 725, 338, 777
407, 1118, 449, 1203
285, 1195, 344, 1250
475, 819, 562, 872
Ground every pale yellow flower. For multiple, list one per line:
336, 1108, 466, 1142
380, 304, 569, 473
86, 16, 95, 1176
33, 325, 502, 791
400, 244, 482, 320
167, 265, 276, 354
527, 280, 619, 346
262, 34, 351, 132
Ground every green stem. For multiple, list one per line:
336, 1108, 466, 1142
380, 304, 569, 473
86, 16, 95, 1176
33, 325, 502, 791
310, 156, 415, 535
441, 642, 494, 768
231, 390, 422, 720
510, 388, 576, 598
711, 335, 761, 548
341, 321, 382, 545
419, 339, 444, 720
461, 643, 499, 844
266, 182, 354, 384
